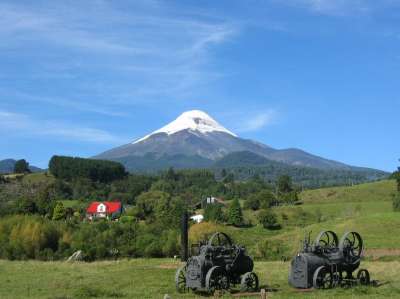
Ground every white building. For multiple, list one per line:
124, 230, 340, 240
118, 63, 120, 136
190, 214, 204, 223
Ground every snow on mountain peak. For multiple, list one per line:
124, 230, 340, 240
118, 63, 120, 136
133, 110, 237, 144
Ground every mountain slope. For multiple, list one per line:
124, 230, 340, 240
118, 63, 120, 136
212, 151, 387, 187
95, 110, 386, 177
0, 159, 42, 174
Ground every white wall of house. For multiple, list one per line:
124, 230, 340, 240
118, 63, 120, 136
190, 214, 204, 223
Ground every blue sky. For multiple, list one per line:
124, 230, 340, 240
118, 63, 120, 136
0, 0, 399, 171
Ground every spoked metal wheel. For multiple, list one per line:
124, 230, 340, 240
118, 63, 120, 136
339, 232, 363, 260
314, 231, 339, 249
175, 265, 187, 293
240, 272, 259, 292
357, 269, 370, 286
313, 266, 334, 289
205, 266, 230, 293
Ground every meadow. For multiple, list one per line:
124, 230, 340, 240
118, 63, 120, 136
1, 178, 399, 298
1, 259, 400, 299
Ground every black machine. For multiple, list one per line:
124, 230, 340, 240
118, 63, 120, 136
175, 232, 259, 293
289, 230, 371, 289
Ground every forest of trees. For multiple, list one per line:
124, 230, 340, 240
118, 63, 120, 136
49, 156, 127, 183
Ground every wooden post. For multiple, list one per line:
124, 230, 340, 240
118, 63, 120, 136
260, 288, 267, 299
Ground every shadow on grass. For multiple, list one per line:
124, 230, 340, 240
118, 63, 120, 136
75, 286, 125, 298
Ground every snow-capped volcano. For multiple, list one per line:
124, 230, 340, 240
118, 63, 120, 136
95, 109, 383, 174
133, 110, 236, 144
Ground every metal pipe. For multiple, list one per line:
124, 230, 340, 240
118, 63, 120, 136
181, 211, 188, 261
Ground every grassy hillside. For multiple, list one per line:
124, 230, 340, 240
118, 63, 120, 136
300, 179, 396, 203
0, 259, 399, 299
203, 179, 400, 260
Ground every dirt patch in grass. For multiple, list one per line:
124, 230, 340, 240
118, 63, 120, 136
158, 262, 182, 269
365, 249, 400, 259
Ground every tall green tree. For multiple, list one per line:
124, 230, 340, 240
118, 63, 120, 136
227, 198, 243, 227
14, 159, 30, 174
277, 175, 293, 194
204, 203, 225, 223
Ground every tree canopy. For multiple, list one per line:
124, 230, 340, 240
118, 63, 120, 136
49, 156, 126, 183
14, 159, 30, 174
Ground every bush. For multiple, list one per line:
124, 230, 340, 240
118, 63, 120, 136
0, 215, 62, 260
161, 229, 180, 257
244, 190, 276, 211
258, 209, 281, 230
52, 202, 66, 220
256, 239, 289, 260
244, 194, 260, 210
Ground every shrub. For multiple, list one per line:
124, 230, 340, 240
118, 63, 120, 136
244, 190, 276, 211
52, 202, 66, 220
161, 229, 180, 257
258, 210, 281, 230
256, 239, 289, 260
243, 194, 260, 210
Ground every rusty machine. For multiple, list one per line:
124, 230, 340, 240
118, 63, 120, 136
289, 230, 371, 289
175, 232, 259, 293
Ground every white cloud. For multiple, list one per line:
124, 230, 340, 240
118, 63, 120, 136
236, 110, 278, 133
0, 1, 238, 102
0, 89, 126, 117
278, 0, 369, 16
0, 110, 125, 144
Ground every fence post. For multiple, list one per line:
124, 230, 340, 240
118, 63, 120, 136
260, 288, 267, 299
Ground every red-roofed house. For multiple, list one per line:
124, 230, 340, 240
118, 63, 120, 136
86, 201, 122, 220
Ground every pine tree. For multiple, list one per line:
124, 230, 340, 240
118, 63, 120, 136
277, 175, 293, 194
227, 198, 243, 227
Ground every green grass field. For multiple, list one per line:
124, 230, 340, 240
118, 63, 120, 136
0, 259, 399, 299
1, 178, 399, 298
208, 179, 400, 260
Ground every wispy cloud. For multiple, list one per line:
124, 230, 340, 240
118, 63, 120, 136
277, 0, 370, 16
0, 89, 126, 117
233, 110, 278, 133
0, 110, 125, 144
0, 1, 238, 103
